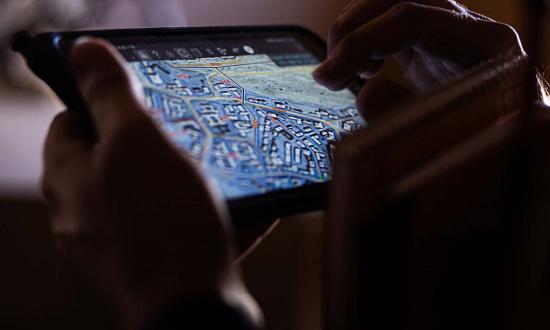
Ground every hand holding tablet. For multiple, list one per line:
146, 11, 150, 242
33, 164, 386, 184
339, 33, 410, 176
14, 26, 365, 221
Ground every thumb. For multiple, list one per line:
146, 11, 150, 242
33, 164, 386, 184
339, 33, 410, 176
71, 37, 145, 140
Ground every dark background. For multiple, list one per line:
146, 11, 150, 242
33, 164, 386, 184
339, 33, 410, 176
0, 1, 547, 329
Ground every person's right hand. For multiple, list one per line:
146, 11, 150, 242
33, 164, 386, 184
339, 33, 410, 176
313, 0, 525, 120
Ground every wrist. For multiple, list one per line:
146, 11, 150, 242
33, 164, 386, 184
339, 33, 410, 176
117, 270, 262, 330
144, 295, 258, 330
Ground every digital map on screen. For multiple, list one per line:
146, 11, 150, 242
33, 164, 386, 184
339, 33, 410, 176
130, 54, 364, 199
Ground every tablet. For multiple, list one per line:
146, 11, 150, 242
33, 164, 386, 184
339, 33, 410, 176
13, 26, 365, 221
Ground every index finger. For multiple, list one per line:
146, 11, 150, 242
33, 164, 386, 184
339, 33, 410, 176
328, 0, 464, 54
315, 3, 497, 91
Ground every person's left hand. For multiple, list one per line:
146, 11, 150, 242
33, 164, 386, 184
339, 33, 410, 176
42, 38, 262, 330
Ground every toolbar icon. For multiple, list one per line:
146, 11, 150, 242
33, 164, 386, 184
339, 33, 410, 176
136, 50, 152, 60
175, 48, 192, 59
190, 48, 203, 57
243, 45, 254, 54
150, 50, 161, 59
164, 50, 177, 59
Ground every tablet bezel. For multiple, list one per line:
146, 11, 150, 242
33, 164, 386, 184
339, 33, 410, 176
24, 26, 361, 222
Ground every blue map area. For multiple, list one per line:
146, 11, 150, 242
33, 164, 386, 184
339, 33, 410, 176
129, 54, 364, 199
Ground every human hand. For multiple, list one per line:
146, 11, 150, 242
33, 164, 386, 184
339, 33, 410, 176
42, 38, 261, 330
313, 0, 525, 119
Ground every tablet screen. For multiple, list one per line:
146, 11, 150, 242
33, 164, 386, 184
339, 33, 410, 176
113, 32, 364, 200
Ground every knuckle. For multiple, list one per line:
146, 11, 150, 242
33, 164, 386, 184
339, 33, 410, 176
496, 23, 520, 43
40, 176, 62, 220
389, 1, 420, 17
46, 143, 77, 171
483, 22, 523, 55
40, 176, 54, 202
330, 20, 349, 43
